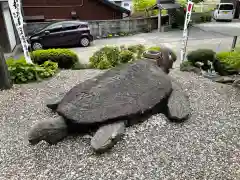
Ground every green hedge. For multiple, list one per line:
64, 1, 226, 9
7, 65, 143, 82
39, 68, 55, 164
31, 49, 78, 69
216, 51, 240, 71
6, 57, 58, 84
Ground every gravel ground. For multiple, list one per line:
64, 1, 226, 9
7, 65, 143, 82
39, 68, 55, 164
0, 68, 240, 180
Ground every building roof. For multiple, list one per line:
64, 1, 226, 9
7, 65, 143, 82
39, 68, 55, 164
99, 0, 131, 14
147, 1, 181, 11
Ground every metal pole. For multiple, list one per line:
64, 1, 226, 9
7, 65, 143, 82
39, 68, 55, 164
158, 9, 162, 32
0, 46, 12, 90
231, 36, 238, 51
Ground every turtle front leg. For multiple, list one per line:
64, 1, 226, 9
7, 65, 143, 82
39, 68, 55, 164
28, 117, 68, 145
90, 121, 126, 153
166, 81, 191, 122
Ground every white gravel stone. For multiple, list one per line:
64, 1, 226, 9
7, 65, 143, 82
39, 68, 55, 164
0, 68, 239, 180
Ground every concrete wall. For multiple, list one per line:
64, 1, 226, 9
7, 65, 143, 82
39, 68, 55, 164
26, 16, 169, 37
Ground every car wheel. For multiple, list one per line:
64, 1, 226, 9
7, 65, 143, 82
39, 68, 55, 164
80, 37, 90, 47
32, 42, 43, 51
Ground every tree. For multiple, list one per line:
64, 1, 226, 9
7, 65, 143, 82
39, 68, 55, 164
133, 0, 156, 12
0, 46, 12, 90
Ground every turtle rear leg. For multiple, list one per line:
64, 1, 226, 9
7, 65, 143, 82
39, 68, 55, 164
28, 117, 68, 145
90, 121, 126, 153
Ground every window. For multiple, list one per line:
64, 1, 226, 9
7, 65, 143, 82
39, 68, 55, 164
124, 3, 129, 6
45, 23, 64, 33
62, 23, 79, 30
219, 4, 234, 10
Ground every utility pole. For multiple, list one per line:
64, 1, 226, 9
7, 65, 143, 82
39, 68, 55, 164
0, 46, 12, 90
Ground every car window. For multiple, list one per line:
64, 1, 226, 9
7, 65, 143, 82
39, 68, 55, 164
45, 23, 64, 33
62, 23, 79, 31
219, 4, 234, 10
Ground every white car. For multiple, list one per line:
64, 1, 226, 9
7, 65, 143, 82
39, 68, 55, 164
213, 3, 235, 21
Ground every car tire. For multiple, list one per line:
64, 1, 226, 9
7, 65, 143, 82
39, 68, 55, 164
80, 37, 90, 47
32, 42, 43, 51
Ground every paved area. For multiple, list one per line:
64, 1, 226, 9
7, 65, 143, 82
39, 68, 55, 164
70, 27, 235, 66
0, 68, 240, 180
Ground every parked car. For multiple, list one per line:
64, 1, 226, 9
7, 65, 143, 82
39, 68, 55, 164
28, 20, 93, 51
213, 3, 235, 22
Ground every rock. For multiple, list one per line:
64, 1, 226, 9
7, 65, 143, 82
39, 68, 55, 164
28, 117, 68, 145
56, 59, 172, 125
91, 122, 126, 153
143, 50, 161, 59
167, 81, 191, 122
233, 78, 240, 87
213, 76, 235, 83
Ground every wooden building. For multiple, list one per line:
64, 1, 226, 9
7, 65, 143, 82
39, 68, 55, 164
22, 0, 131, 21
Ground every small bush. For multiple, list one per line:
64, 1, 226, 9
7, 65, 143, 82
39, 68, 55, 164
216, 51, 240, 70
6, 57, 58, 84
128, 44, 146, 58
89, 44, 146, 69
119, 50, 135, 63
187, 49, 215, 70
148, 46, 161, 52
31, 49, 78, 69
89, 46, 120, 69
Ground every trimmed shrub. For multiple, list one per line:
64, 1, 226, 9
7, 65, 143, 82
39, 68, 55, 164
6, 57, 58, 84
89, 46, 120, 69
31, 49, 78, 69
187, 49, 215, 70
89, 45, 146, 69
128, 44, 146, 58
215, 51, 240, 71
148, 46, 161, 52
119, 50, 135, 63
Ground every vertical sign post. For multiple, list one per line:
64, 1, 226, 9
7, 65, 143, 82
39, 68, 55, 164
8, 0, 33, 64
180, 1, 194, 62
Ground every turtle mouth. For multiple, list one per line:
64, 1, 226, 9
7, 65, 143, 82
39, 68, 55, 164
28, 138, 40, 145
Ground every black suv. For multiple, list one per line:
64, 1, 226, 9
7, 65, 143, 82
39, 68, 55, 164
28, 20, 93, 50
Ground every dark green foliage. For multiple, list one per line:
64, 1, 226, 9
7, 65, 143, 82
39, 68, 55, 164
31, 49, 78, 69
71, 61, 89, 70
200, 13, 212, 22
6, 57, 58, 84
180, 60, 193, 71
187, 49, 216, 70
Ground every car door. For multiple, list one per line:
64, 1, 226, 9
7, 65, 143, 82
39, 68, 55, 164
62, 22, 81, 46
41, 23, 65, 47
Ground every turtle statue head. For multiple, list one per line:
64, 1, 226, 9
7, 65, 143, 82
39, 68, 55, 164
143, 47, 176, 74
28, 117, 68, 145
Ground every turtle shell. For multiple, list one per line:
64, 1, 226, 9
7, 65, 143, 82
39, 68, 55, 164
56, 59, 172, 124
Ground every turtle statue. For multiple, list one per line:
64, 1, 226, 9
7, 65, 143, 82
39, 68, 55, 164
28, 48, 191, 153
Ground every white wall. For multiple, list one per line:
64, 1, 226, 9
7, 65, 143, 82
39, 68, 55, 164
121, 0, 133, 11
109, 0, 133, 11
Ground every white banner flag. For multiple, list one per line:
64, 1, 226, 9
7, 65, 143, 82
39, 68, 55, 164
8, 0, 33, 64
180, 1, 194, 62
